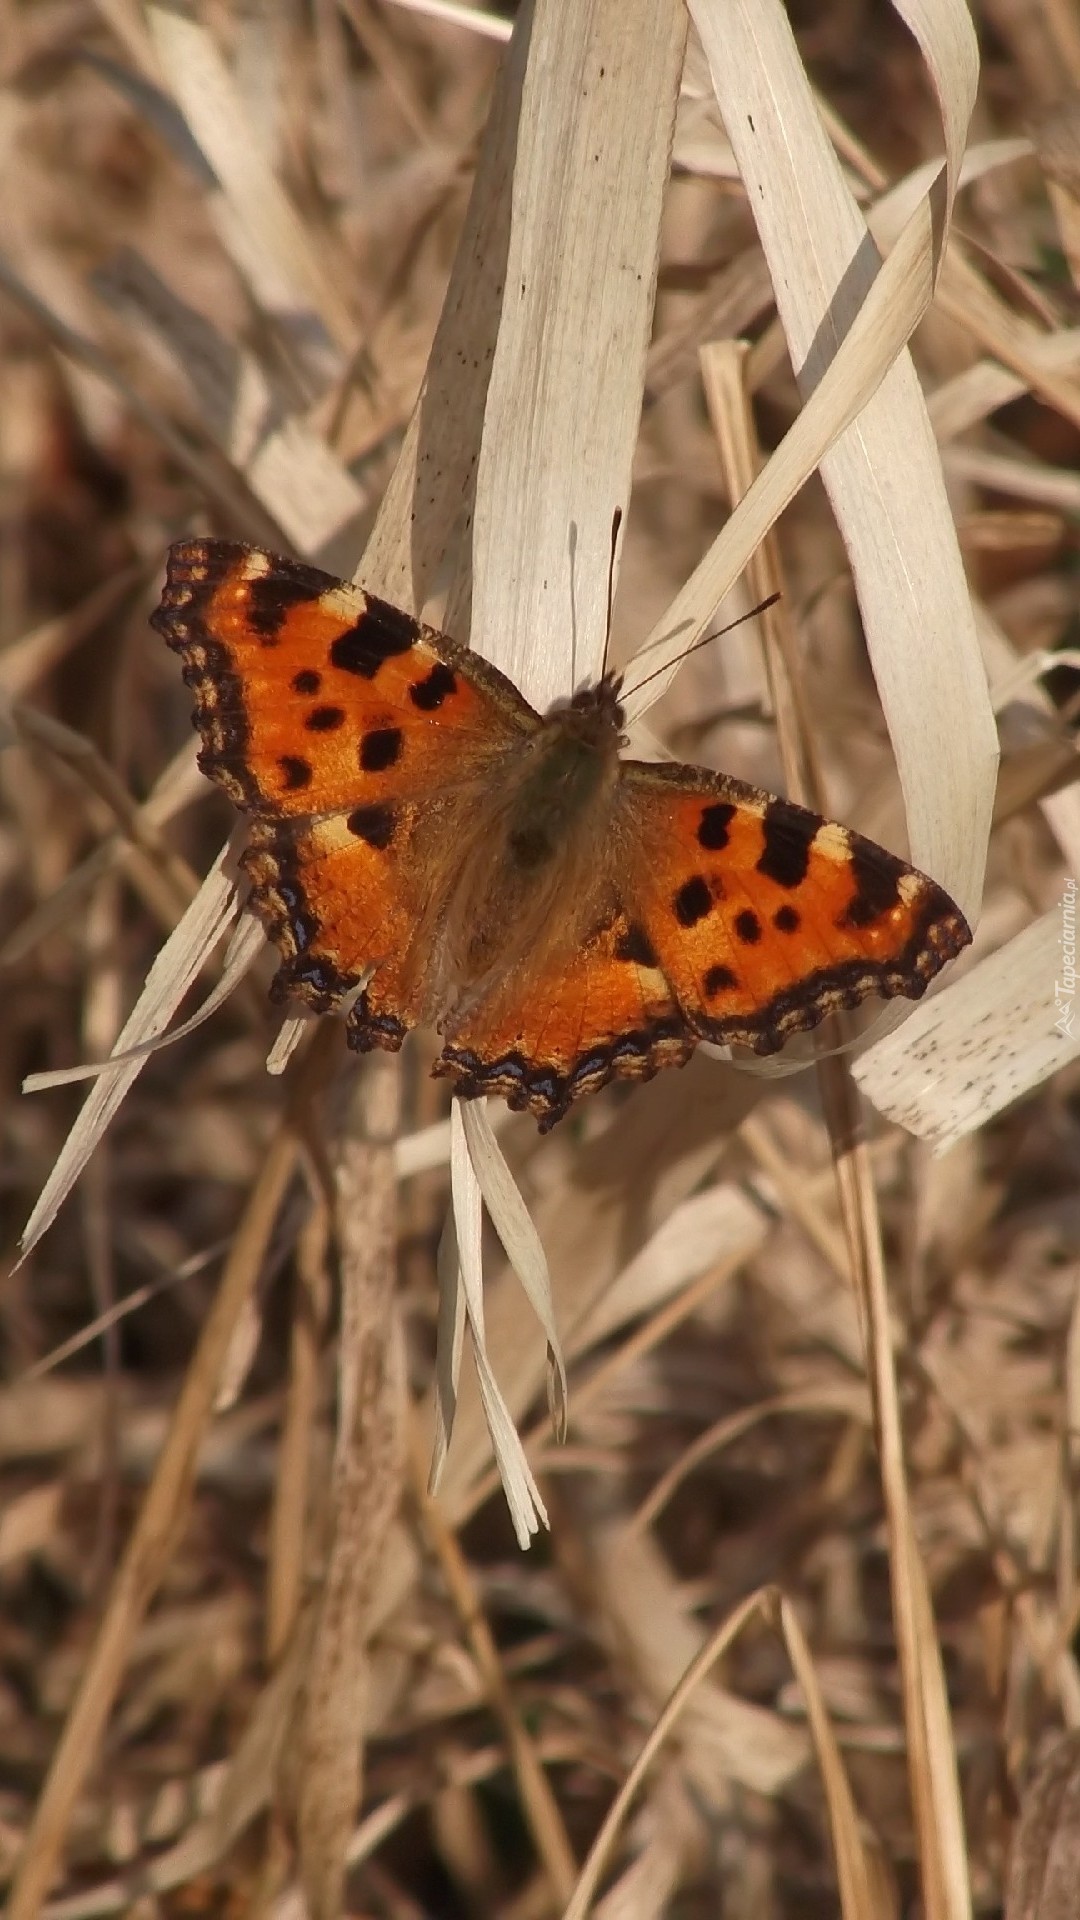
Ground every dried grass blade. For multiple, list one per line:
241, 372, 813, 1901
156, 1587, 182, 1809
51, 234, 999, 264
1005, 1731, 1080, 1920
448, 1112, 546, 1545
5, 1035, 332, 1920
624, 189, 945, 717
411, 1444, 576, 1905
435, 1063, 760, 1528
459, 1102, 566, 1436
0, 254, 275, 542
822, 1067, 973, 1920
590, 1770, 707, 1920
383, 0, 512, 40
468, 0, 687, 701
360, 10, 534, 606
145, 5, 356, 354
633, 1384, 871, 1536
869, 136, 1032, 243
93, 250, 367, 557
667, 0, 993, 912
287, 1061, 407, 1920
18, 843, 242, 1261
665, 11, 986, 1915
0, 565, 144, 701
936, 251, 1080, 436
778, 1596, 892, 1918
564, 1583, 794, 1920
265, 1198, 331, 1664
386, 0, 685, 1517
23, 916, 265, 1094
429, 1202, 469, 1494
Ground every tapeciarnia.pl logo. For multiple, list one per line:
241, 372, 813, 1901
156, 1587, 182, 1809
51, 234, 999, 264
1057, 878, 1076, 1039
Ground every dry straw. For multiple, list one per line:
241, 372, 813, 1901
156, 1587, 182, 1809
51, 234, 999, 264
5, 0, 1079, 1915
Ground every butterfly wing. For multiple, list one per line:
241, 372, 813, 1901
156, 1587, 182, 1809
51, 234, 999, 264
614, 759, 971, 1053
157, 546, 971, 1130
432, 757, 970, 1132
433, 903, 694, 1130
153, 538, 539, 1028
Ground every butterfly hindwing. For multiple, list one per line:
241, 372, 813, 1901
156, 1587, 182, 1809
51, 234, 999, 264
430, 903, 694, 1130
425, 765, 969, 1129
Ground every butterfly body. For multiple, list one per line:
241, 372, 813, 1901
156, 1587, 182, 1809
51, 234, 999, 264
426, 682, 625, 1019
153, 539, 971, 1131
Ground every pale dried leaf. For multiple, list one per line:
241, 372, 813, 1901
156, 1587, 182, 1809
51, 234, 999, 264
854, 903, 1080, 1151
22, 912, 263, 1093
447, 1111, 546, 1546
469, 1, 687, 703
459, 1101, 566, 1434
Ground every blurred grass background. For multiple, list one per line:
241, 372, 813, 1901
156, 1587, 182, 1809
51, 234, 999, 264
1, 1, 1079, 1915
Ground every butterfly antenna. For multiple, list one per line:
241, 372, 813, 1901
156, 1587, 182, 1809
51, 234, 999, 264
622, 591, 781, 702
568, 520, 580, 686
601, 507, 623, 682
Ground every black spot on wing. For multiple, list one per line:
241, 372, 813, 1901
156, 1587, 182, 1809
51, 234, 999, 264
773, 904, 800, 933
306, 705, 345, 732
279, 755, 312, 790
698, 801, 736, 850
330, 599, 419, 678
841, 844, 903, 927
347, 803, 395, 848
704, 964, 739, 996
291, 668, 321, 694
409, 663, 457, 711
247, 563, 333, 642
359, 727, 403, 772
615, 922, 659, 967
734, 909, 761, 945
674, 875, 711, 927
756, 798, 817, 888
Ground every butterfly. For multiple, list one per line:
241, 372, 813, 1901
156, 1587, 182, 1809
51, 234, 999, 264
152, 539, 971, 1132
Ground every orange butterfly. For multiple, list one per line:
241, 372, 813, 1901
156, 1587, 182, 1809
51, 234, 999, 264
153, 540, 971, 1131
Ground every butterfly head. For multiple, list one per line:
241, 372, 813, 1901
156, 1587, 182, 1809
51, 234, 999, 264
558, 671, 627, 745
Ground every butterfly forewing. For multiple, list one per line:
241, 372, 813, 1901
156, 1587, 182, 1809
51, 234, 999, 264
152, 540, 536, 819
152, 539, 537, 1020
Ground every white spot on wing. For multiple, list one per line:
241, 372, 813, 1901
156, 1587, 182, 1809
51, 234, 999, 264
812, 821, 853, 863
320, 583, 369, 621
